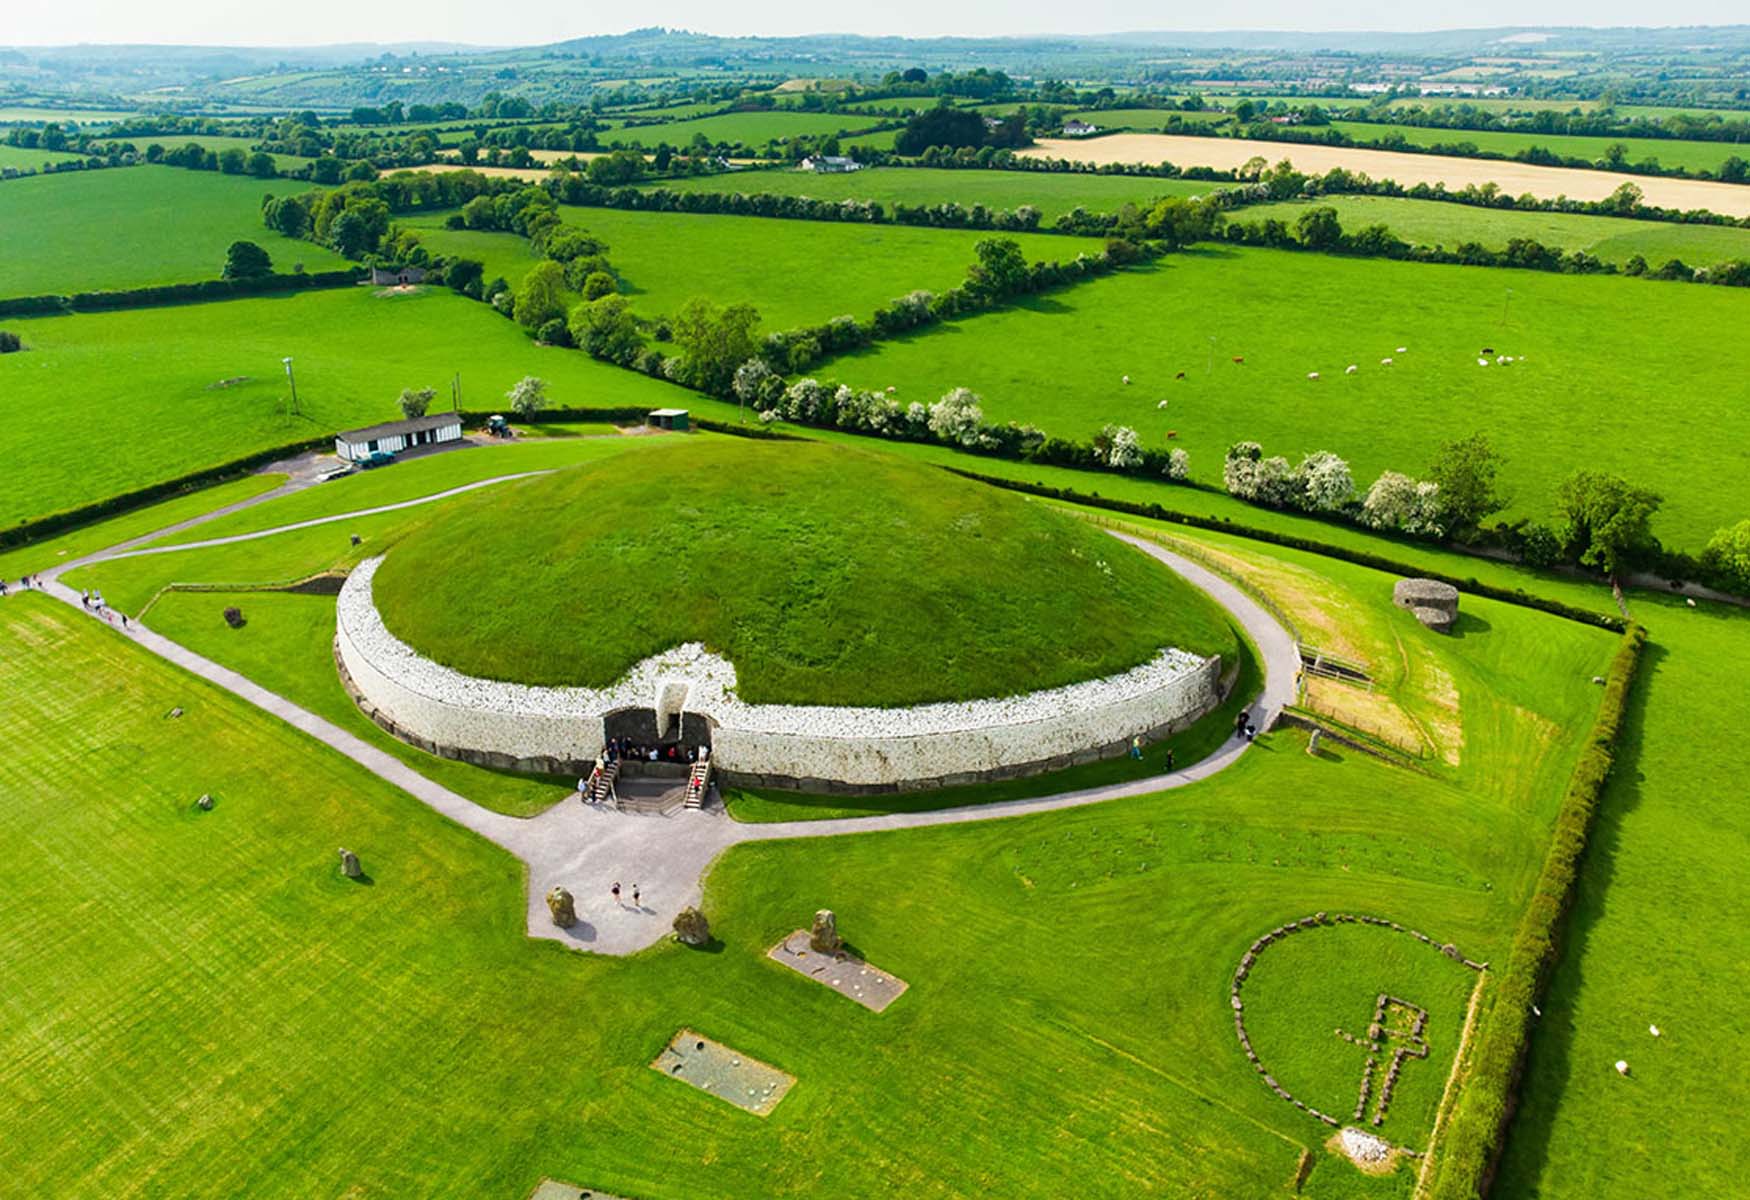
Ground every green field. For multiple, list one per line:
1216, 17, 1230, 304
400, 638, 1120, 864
0, 481, 1615, 1196
1067, 107, 1234, 131
1233, 194, 1750, 266
1494, 593, 1750, 1198
547, 207, 1067, 329
374, 438, 1236, 704
0, 167, 348, 297
399, 207, 1070, 331
824, 245, 1750, 547
0, 143, 91, 169
1321, 119, 1750, 175
643, 164, 1224, 220
0, 286, 694, 529
605, 110, 888, 150
126, 133, 312, 169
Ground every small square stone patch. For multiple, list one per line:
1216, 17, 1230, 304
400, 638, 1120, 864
650, 1028, 795, 1116
527, 1182, 634, 1200
767, 930, 910, 1013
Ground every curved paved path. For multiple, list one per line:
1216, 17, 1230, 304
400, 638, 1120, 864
14, 481, 1299, 956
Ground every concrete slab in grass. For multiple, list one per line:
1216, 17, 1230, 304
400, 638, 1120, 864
651, 1028, 794, 1116
768, 929, 910, 1013
527, 1182, 635, 1200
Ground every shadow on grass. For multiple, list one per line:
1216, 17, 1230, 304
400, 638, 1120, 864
1448, 609, 1494, 639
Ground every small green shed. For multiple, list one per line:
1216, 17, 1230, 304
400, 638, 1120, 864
647, 408, 690, 432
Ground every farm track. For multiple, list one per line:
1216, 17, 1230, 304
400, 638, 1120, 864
20, 478, 1299, 956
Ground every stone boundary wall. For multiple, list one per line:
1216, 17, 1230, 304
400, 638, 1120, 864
335, 556, 1222, 790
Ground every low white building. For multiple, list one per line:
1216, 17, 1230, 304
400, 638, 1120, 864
334, 414, 464, 463
800, 155, 863, 173
1062, 119, 1100, 136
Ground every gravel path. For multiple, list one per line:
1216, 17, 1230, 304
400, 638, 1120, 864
11, 482, 1299, 956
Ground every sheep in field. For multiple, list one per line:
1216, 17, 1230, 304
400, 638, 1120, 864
1122, 374, 1131, 385
1345, 364, 1358, 375
1477, 358, 1491, 367
1174, 371, 1187, 380
1232, 356, 1245, 365
1396, 346, 1408, 353
1157, 399, 1169, 409
1307, 372, 1321, 381
1380, 357, 1394, 366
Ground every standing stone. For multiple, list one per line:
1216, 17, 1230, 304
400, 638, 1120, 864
809, 909, 842, 955
546, 886, 577, 928
338, 847, 361, 878
673, 906, 711, 946
1307, 729, 1323, 756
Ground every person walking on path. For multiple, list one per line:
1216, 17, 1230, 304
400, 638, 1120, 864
1164, 746, 1176, 772
632, 884, 641, 909
611, 881, 622, 906
1129, 736, 1143, 760
1234, 709, 1250, 740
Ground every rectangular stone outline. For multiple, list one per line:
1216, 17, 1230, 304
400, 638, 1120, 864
767, 930, 910, 1013
649, 1028, 795, 1116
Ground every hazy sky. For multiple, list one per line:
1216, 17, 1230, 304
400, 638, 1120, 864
7, 1, 1746, 47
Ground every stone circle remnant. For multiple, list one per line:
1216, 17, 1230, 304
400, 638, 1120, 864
546, 886, 578, 928
809, 909, 843, 955
1391, 579, 1459, 633
338, 847, 361, 878
673, 906, 711, 946
1229, 911, 1487, 1158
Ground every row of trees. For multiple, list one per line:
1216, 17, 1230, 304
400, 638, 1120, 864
1221, 202, 1750, 289
1223, 434, 1677, 581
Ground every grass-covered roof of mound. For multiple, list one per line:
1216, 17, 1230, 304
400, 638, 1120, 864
371, 438, 1236, 707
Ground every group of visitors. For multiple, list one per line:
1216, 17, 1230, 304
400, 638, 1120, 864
610, 880, 641, 909
604, 736, 709, 766
1234, 709, 1258, 742
78, 589, 129, 629
0, 574, 44, 596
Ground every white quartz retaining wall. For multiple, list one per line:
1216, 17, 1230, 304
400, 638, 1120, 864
336, 556, 1222, 789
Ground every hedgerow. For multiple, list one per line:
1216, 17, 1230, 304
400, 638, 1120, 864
1420, 624, 1645, 1199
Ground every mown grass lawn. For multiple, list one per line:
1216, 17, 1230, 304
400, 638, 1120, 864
641, 164, 1223, 221
0, 472, 284, 580
0, 166, 347, 297
373, 438, 1238, 703
1234, 194, 1750, 267
823, 245, 1750, 548
0, 593, 1575, 1198
0, 286, 696, 530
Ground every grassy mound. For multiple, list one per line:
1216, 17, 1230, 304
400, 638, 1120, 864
371, 439, 1235, 705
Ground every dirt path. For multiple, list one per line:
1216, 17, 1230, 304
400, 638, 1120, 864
1023, 135, 1750, 217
